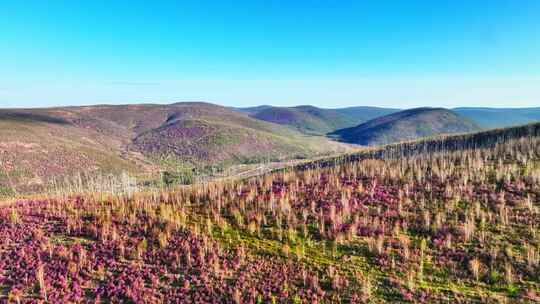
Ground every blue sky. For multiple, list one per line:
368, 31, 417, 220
1, 1, 539, 108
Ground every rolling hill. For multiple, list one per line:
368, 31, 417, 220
0, 102, 352, 192
2, 120, 539, 303
237, 105, 399, 134
234, 105, 273, 115
130, 103, 350, 164
239, 105, 540, 132
0, 109, 143, 194
454, 107, 540, 129
248, 106, 354, 134
330, 107, 481, 146
5, 101, 538, 193
332, 106, 401, 124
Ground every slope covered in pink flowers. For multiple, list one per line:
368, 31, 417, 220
1, 123, 540, 303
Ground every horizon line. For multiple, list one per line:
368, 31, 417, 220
1, 100, 539, 110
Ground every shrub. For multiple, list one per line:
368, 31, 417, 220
162, 170, 194, 186
0, 185, 15, 197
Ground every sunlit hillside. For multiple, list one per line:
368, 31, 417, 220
1, 123, 539, 303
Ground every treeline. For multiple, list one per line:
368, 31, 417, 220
292, 121, 540, 171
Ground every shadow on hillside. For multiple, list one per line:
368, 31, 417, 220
0, 111, 70, 125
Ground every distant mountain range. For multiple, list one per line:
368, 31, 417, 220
236, 105, 540, 132
2, 101, 539, 191
236, 105, 540, 146
236, 105, 399, 134
253, 106, 354, 135
452, 107, 540, 129
0, 103, 351, 192
329, 108, 481, 146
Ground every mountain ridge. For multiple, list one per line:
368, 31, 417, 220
0, 102, 352, 192
330, 107, 481, 146
236, 105, 399, 134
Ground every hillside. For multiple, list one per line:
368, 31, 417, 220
454, 107, 540, 129
333, 106, 400, 124
0, 109, 144, 194
130, 103, 350, 164
237, 105, 399, 134
233, 105, 272, 115
247, 106, 353, 134
2, 120, 539, 303
6, 102, 538, 194
330, 107, 481, 146
0, 103, 352, 193
239, 105, 540, 132
297, 121, 540, 171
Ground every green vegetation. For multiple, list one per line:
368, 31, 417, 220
0, 185, 15, 197
161, 170, 194, 186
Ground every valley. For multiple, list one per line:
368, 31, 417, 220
2, 102, 539, 196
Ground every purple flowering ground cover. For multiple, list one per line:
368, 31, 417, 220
1, 135, 540, 303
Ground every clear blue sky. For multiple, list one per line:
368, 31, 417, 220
1, 1, 539, 108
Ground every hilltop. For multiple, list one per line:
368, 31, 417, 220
237, 105, 399, 134
454, 107, 540, 129
247, 106, 354, 134
239, 106, 540, 132
330, 107, 481, 146
3, 102, 538, 194
0, 102, 352, 193
129, 103, 350, 163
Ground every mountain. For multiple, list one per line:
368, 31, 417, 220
237, 105, 540, 132
453, 107, 540, 129
248, 106, 353, 134
234, 105, 273, 115
0, 102, 352, 192
0, 108, 143, 193
130, 103, 350, 164
9, 102, 539, 193
236, 105, 400, 134
333, 106, 401, 124
330, 107, 481, 146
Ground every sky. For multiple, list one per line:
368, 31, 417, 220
1, 0, 539, 109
